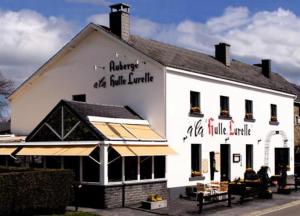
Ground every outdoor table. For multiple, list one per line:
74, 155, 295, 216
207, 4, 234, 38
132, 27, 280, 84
197, 190, 231, 214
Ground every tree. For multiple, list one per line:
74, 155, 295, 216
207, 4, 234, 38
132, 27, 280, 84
0, 72, 14, 121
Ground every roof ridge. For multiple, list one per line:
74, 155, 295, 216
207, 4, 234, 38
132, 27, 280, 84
62, 99, 127, 108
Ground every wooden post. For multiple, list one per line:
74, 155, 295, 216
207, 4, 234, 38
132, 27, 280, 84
198, 192, 204, 214
228, 190, 231, 207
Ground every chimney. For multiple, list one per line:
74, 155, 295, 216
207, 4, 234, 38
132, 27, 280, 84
261, 59, 271, 78
215, 43, 231, 66
109, 3, 130, 41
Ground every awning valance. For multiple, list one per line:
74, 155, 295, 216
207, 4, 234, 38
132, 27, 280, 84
16, 145, 97, 156
111, 145, 176, 156
0, 147, 18, 155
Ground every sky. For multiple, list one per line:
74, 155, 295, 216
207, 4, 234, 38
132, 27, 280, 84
1, 0, 300, 87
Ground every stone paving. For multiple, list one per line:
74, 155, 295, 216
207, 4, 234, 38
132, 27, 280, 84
68, 188, 300, 216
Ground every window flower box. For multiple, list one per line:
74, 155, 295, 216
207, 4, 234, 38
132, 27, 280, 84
190, 106, 201, 114
270, 116, 278, 122
220, 110, 230, 117
191, 170, 202, 177
245, 113, 253, 119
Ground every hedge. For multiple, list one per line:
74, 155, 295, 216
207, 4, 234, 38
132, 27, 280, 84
0, 168, 74, 216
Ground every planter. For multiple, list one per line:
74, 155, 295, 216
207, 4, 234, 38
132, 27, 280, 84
142, 200, 167, 210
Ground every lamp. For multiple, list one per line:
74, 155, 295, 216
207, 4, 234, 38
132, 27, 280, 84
257, 139, 262, 144
225, 137, 229, 143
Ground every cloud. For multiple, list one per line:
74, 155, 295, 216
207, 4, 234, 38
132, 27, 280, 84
89, 7, 300, 84
0, 9, 75, 84
65, 0, 111, 6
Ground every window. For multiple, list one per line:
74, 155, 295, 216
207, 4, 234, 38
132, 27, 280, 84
72, 94, 86, 102
246, 145, 253, 169
64, 157, 80, 181
0, 156, 6, 166
82, 149, 100, 182
125, 157, 138, 181
45, 157, 61, 169
30, 156, 44, 168
191, 144, 202, 177
140, 156, 152, 180
108, 148, 122, 182
271, 104, 277, 122
154, 156, 165, 179
220, 96, 230, 117
190, 91, 201, 114
245, 100, 253, 120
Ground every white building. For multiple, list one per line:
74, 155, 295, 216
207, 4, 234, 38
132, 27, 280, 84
1, 3, 297, 208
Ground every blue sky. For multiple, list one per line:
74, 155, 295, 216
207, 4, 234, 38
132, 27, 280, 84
1, 0, 299, 26
1, 0, 300, 86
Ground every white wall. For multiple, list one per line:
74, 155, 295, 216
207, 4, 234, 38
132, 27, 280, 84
166, 69, 294, 188
10, 30, 166, 137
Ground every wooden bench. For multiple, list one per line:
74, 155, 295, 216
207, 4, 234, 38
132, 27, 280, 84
228, 183, 260, 204
197, 191, 231, 214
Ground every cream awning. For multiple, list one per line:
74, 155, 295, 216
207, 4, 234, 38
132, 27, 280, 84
122, 124, 163, 140
91, 122, 163, 141
111, 145, 136, 156
92, 122, 137, 140
0, 147, 18, 155
16, 146, 97, 156
111, 145, 176, 156
128, 145, 176, 156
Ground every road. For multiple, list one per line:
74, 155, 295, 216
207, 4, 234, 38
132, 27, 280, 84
246, 200, 300, 216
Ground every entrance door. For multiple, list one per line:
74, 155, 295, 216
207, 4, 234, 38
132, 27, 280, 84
275, 148, 289, 175
246, 145, 253, 169
220, 144, 230, 181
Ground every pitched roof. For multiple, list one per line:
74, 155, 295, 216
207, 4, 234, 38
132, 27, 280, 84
63, 100, 142, 120
127, 35, 296, 95
290, 84, 300, 103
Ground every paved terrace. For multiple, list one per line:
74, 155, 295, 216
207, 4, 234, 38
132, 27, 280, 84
67, 186, 300, 216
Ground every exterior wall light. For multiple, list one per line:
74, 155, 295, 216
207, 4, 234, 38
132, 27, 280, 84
225, 137, 229, 143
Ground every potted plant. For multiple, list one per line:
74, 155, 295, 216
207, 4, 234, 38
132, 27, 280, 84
190, 106, 201, 114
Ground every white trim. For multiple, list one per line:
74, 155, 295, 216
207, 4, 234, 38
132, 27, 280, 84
106, 178, 167, 186
88, 116, 149, 125
166, 67, 297, 99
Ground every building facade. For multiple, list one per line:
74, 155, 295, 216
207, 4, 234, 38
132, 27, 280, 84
1, 3, 298, 208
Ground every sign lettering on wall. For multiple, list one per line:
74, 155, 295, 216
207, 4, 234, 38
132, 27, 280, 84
183, 118, 252, 142
93, 60, 154, 89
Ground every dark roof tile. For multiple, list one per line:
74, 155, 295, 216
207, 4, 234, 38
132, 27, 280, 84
127, 35, 296, 94
63, 100, 142, 120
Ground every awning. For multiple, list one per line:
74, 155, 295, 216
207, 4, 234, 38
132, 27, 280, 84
122, 124, 163, 140
111, 145, 135, 156
129, 145, 176, 156
90, 122, 163, 141
16, 145, 97, 156
92, 122, 136, 140
0, 147, 18, 155
111, 145, 176, 156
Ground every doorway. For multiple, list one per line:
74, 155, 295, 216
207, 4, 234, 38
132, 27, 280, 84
246, 145, 253, 169
220, 144, 230, 181
275, 148, 289, 175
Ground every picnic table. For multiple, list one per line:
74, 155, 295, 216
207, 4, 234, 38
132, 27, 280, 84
197, 190, 231, 214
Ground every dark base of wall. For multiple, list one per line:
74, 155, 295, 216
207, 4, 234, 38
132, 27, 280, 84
168, 186, 186, 200
75, 181, 168, 209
